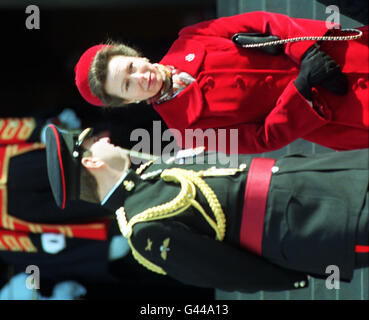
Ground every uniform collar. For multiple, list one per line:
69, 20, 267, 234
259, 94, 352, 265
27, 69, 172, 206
101, 169, 142, 213
100, 171, 129, 206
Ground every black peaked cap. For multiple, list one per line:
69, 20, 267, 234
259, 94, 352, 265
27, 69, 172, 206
45, 124, 93, 209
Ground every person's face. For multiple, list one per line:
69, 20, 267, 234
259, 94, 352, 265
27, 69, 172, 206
82, 136, 130, 172
104, 55, 163, 103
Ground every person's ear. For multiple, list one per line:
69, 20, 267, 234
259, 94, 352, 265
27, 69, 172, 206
81, 157, 105, 169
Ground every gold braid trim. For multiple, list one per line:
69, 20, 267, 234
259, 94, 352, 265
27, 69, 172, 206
116, 167, 228, 275
135, 160, 154, 175
162, 168, 226, 241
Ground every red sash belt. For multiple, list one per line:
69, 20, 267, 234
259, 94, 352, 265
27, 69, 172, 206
240, 158, 276, 256
355, 245, 369, 253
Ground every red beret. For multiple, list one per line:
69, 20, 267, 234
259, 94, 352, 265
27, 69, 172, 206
74, 45, 109, 106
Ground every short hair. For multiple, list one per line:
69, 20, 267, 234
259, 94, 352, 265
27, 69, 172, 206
79, 147, 100, 203
88, 40, 143, 107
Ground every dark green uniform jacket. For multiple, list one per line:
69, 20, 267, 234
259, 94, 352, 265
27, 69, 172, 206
103, 149, 368, 293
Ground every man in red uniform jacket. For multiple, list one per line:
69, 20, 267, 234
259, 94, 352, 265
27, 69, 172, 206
75, 11, 369, 154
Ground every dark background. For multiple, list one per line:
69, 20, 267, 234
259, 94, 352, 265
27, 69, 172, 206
0, 1, 217, 150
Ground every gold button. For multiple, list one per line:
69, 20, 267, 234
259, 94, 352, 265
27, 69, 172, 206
123, 180, 135, 191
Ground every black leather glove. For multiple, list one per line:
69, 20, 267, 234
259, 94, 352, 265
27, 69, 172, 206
294, 44, 348, 100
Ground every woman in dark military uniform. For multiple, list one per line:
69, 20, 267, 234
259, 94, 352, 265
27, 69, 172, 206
45, 124, 369, 293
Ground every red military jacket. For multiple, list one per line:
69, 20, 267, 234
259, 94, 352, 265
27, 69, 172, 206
0, 117, 108, 253
153, 11, 369, 154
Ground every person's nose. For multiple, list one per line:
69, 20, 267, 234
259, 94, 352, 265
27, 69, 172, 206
131, 72, 147, 89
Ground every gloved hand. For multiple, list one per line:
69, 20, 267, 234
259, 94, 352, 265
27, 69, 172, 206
294, 44, 348, 100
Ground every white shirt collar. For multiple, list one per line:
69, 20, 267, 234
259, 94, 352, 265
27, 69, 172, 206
100, 171, 129, 206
